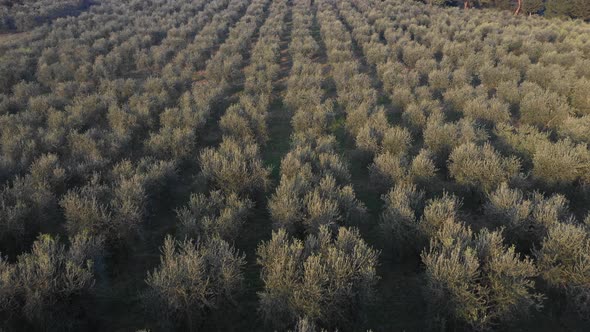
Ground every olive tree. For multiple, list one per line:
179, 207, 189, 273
422, 223, 543, 330
0, 154, 63, 248
535, 223, 590, 318
257, 226, 379, 330
199, 138, 270, 194
532, 138, 590, 187
0, 233, 103, 327
145, 236, 245, 331
484, 183, 571, 246
176, 190, 253, 241
519, 83, 570, 129
448, 143, 522, 194
380, 182, 425, 256
269, 174, 365, 234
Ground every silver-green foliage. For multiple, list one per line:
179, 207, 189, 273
0, 233, 102, 323
422, 222, 543, 330
535, 223, 590, 318
145, 236, 245, 327
257, 226, 379, 329
176, 190, 253, 241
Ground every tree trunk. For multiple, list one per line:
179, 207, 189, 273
514, 0, 522, 15
464, 0, 470, 10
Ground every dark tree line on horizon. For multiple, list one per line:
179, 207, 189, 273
423, 0, 590, 20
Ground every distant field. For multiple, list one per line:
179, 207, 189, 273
1, 0, 590, 331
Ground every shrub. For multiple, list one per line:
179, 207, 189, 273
478, 64, 520, 91
269, 174, 365, 234
268, 175, 308, 233
422, 224, 543, 330
402, 42, 430, 68
448, 143, 521, 194
519, 83, 570, 129
428, 68, 452, 93
380, 182, 425, 255
219, 100, 268, 145
419, 193, 462, 241
291, 317, 323, 332
145, 236, 245, 330
199, 138, 270, 194
570, 78, 590, 115
29, 154, 66, 192
146, 101, 208, 161
291, 103, 334, 138
257, 226, 379, 329
0, 120, 39, 176
0, 175, 55, 246
0, 233, 102, 327
369, 152, 409, 188
443, 84, 479, 113
484, 183, 571, 245
66, 130, 109, 178
526, 63, 573, 97
147, 127, 197, 161
176, 190, 253, 241
423, 115, 489, 161
409, 149, 438, 185
279, 142, 351, 184
355, 110, 390, 154
60, 181, 113, 239
402, 100, 440, 133
558, 116, 590, 145
494, 123, 550, 164
381, 126, 413, 156
484, 183, 531, 230
462, 96, 511, 125
369, 149, 437, 188
60, 174, 146, 245
496, 80, 521, 107
532, 138, 590, 187
535, 223, 590, 318
63, 94, 109, 130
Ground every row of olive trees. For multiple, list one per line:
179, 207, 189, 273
258, 226, 379, 329
143, 0, 290, 330
220, 0, 289, 145
380, 179, 590, 326
146, 0, 249, 162
197, 0, 273, 195
268, 1, 366, 237
0, 0, 235, 184
261, 1, 379, 330
0, 148, 170, 253
484, 175, 590, 314
319, 0, 439, 197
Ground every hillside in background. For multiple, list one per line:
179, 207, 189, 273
421, 0, 590, 20
1, 0, 590, 331
0, 0, 94, 32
